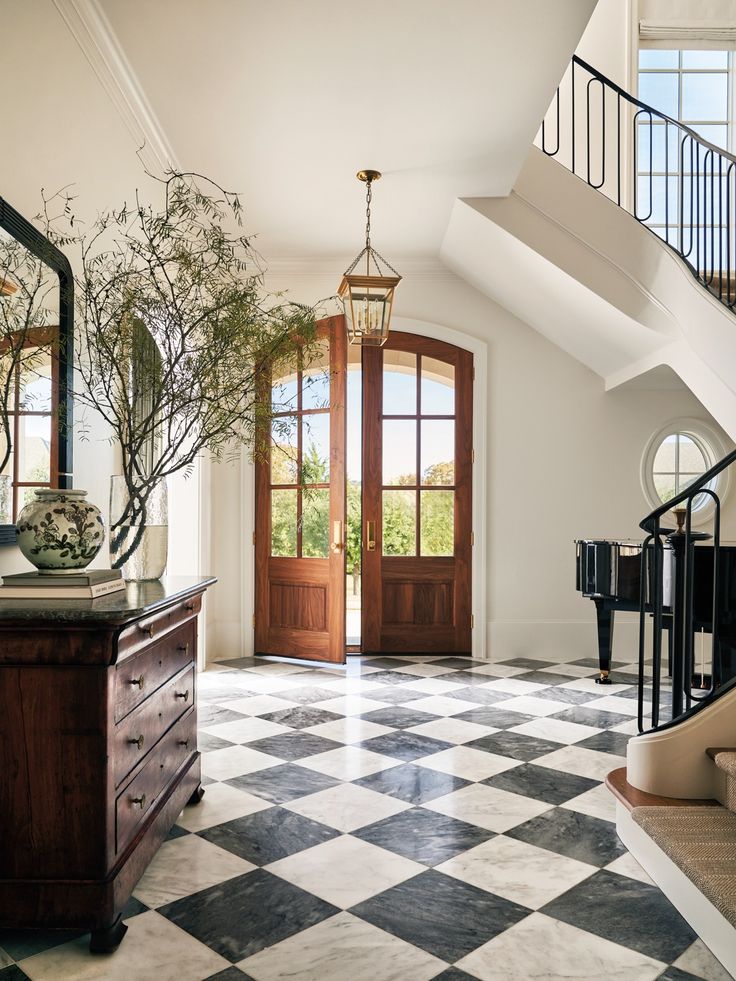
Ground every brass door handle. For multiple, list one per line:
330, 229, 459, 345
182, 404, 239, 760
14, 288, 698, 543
366, 520, 376, 552
175, 690, 190, 702
130, 675, 145, 689
128, 734, 145, 750
130, 794, 146, 809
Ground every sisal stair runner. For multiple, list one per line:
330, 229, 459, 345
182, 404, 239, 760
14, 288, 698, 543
627, 749, 736, 930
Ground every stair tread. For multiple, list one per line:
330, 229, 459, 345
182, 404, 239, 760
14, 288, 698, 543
706, 748, 736, 778
605, 767, 719, 811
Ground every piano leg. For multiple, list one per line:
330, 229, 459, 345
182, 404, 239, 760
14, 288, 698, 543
594, 599, 613, 685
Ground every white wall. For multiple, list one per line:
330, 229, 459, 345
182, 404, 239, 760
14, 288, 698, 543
205, 264, 735, 664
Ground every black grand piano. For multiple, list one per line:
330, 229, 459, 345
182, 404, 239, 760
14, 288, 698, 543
576, 535, 736, 693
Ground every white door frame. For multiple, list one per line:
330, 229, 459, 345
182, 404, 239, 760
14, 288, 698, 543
239, 316, 489, 660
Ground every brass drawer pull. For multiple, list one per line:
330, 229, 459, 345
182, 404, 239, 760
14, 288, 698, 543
130, 675, 145, 689
184, 603, 195, 612
175, 690, 190, 702
128, 734, 145, 750
130, 794, 146, 809
177, 643, 190, 655
178, 738, 190, 749
139, 624, 155, 639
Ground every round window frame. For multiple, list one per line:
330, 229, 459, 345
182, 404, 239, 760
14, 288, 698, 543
641, 418, 730, 526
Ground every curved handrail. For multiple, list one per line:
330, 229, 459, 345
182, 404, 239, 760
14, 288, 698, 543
639, 446, 736, 534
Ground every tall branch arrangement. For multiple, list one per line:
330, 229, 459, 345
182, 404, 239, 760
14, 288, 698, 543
70, 171, 318, 568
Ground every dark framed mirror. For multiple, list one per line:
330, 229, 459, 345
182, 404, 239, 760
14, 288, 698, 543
0, 195, 73, 546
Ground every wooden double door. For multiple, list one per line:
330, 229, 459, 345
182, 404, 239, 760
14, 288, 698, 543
255, 317, 473, 663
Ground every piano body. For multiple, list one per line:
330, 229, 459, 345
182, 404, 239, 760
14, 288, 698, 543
575, 538, 736, 685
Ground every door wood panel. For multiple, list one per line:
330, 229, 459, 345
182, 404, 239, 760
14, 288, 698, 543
362, 334, 473, 654
254, 316, 346, 663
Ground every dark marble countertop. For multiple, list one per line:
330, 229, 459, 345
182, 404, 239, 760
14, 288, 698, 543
0, 575, 217, 622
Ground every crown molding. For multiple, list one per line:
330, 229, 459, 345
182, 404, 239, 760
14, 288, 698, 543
52, 0, 179, 174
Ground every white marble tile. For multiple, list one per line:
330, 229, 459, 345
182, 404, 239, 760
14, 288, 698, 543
246, 661, 316, 676
492, 694, 571, 717
200, 745, 282, 781
298, 746, 400, 780
268, 835, 423, 908
456, 911, 665, 980
478, 677, 547, 695
313, 695, 392, 716
612, 719, 642, 735
407, 718, 497, 744
402, 694, 480, 716
673, 937, 734, 981
310, 677, 385, 694
202, 716, 292, 743
509, 717, 601, 744
238, 910, 445, 980
175, 781, 271, 832
417, 746, 520, 782
423, 783, 552, 832
18, 910, 230, 981
398, 677, 466, 695
437, 835, 596, 909
561, 782, 617, 822
224, 694, 299, 716
604, 852, 654, 885
534, 745, 626, 781
539, 663, 599, 678
393, 662, 458, 677
558, 677, 634, 695
581, 694, 641, 717
230, 674, 300, 694
470, 663, 527, 677
133, 833, 255, 908
0, 947, 12, 969
283, 782, 410, 831
304, 717, 394, 744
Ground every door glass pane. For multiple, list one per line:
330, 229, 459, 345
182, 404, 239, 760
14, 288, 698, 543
420, 490, 454, 556
421, 420, 454, 485
382, 490, 416, 556
302, 341, 330, 410
346, 349, 362, 644
302, 413, 330, 482
272, 370, 298, 414
383, 350, 417, 414
271, 416, 298, 484
421, 358, 455, 415
19, 355, 53, 411
271, 488, 297, 556
383, 420, 416, 485
17, 415, 51, 482
302, 488, 330, 557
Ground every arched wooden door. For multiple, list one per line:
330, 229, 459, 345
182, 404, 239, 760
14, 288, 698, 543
361, 334, 473, 653
254, 316, 346, 662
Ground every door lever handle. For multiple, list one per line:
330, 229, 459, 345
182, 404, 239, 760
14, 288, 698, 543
366, 520, 376, 552
331, 520, 344, 553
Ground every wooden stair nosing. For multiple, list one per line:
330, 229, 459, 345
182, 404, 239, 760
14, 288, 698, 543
605, 767, 720, 812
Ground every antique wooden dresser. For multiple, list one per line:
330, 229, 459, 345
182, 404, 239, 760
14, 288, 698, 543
0, 575, 215, 952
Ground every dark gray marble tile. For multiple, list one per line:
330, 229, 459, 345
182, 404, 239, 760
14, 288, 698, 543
226, 764, 340, 804
122, 895, 149, 918
214, 657, 264, 668
576, 730, 632, 756
199, 806, 339, 865
656, 968, 705, 981
258, 707, 343, 730
362, 657, 416, 669
0, 926, 86, 961
272, 686, 338, 705
245, 731, 343, 761
197, 705, 247, 728
365, 670, 425, 686
550, 706, 632, 729
354, 807, 494, 866
431, 657, 490, 669
198, 732, 236, 752
440, 671, 505, 686
165, 823, 191, 841
453, 707, 536, 729
506, 807, 626, 867
532, 686, 594, 705
0, 967, 32, 981
467, 731, 562, 762
497, 657, 556, 668
197, 685, 256, 703
542, 870, 697, 963
444, 687, 515, 705
355, 763, 471, 804
351, 869, 530, 962
482, 763, 599, 805
362, 687, 429, 704
569, 658, 602, 668
360, 731, 453, 761
359, 705, 440, 728
204, 968, 256, 981
431, 970, 482, 981
514, 671, 582, 686
159, 869, 338, 961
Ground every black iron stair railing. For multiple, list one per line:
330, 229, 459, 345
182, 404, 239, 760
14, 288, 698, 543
637, 447, 736, 734
540, 55, 736, 310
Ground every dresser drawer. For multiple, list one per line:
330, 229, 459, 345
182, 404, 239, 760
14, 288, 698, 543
116, 706, 196, 856
117, 593, 201, 662
113, 664, 195, 786
114, 622, 195, 722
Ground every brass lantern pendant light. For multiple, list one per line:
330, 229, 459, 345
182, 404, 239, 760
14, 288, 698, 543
339, 170, 401, 347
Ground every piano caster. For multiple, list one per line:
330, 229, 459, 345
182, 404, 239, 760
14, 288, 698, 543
596, 670, 612, 685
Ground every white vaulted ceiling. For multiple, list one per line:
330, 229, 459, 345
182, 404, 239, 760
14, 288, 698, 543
2, 0, 596, 261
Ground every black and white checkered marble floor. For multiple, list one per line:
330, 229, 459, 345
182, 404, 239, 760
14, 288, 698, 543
0, 654, 731, 981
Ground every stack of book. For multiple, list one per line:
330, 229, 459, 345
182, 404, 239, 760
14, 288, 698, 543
0, 568, 126, 599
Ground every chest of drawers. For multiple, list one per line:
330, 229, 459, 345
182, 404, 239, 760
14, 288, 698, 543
0, 576, 215, 952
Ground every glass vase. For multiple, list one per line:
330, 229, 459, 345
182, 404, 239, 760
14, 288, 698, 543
0, 474, 11, 524
109, 476, 168, 581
